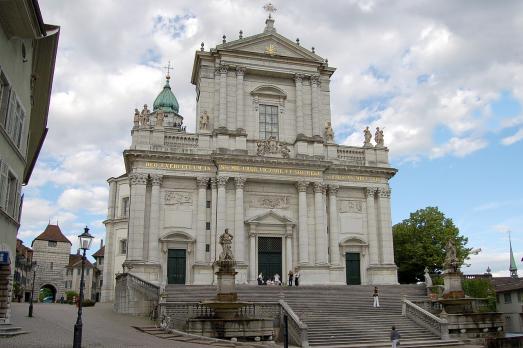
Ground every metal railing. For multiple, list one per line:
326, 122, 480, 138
402, 297, 449, 340
280, 299, 309, 348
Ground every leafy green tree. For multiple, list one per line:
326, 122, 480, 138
393, 206, 471, 283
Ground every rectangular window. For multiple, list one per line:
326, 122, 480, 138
206, 200, 211, 208
504, 292, 512, 304
0, 160, 8, 211
50, 262, 53, 270
206, 222, 211, 230
100, 279, 103, 287
120, 239, 127, 255
48, 241, 57, 247
259, 104, 279, 140
0, 72, 10, 127
3, 89, 26, 149
77, 268, 80, 275
6, 171, 17, 217
518, 291, 523, 303
121, 197, 130, 218
205, 244, 210, 252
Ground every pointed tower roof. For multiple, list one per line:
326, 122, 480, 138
153, 75, 179, 113
32, 224, 72, 246
509, 231, 518, 278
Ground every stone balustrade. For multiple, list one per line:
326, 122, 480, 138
336, 146, 366, 165
402, 297, 449, 340
164, 134, 199, 148
280, 299, 309, 348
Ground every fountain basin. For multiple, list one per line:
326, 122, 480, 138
187, 317, 274, 340
201, 300, 252, 319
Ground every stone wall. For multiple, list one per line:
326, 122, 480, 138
32, 240, 70, 301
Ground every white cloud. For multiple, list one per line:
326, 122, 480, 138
430, 137, 487, 158
501, 128, 523, 145
58, 187, 108, 215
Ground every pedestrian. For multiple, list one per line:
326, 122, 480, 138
288, 270, 294, 286
274, 273, 281, 285
257, 272, 264, 285
294, 268, 300, 286
373, 286, 380, 307
390, 326, 400, 348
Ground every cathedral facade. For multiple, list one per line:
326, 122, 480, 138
101, 16, 398, 302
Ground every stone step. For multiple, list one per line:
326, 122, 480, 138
311, 339, 464, 347
0, 324, 29, 338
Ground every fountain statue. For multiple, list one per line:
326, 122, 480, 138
186, 229, 274, 341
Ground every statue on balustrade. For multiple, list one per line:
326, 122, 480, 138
363, 126, 372, 147
324, 121, 334, 142
199, 111, 209, 131
375, 127, 384, 147
444, 239, 459, 273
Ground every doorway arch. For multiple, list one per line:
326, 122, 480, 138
39, 284, 57, 303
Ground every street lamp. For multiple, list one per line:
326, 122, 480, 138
28, 261, 37, 317
73, 226, 94, 348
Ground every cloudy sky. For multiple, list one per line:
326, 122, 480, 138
20, 0, 523, 276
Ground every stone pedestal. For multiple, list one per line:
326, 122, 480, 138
443, 272, 465, 299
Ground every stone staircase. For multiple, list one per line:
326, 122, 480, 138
0, 323, 29, 337
165, 284, 463, 347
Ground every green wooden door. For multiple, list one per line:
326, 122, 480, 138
345, 252, 361, 285
167, 249, 186, 284
258, 237, 282, 282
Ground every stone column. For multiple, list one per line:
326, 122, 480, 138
107, 179, 117, 219
216, 176, 229, 257
196, 177, 209, 263
366, 187, 379, 265
294, 74, 304, 136
286, 225, 293, 274
296, 181, 309, 264
234, 177, 246, 262
311, 75, 320, 137
127, 173, 148, 261
328, 185, 340, 266
314, 182, 327, 264
101, 224, 115, 302
219, 65, 228, 128
249, 225, 257, 283
210, 178, 218, 263
148, 174, 162, 264
378, 188, 395, 264
236, 67, 245, 130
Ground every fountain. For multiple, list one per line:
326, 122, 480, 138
186, 229, 274, 341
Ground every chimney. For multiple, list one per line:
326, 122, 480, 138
101, 239, 104, 248
77, 248, 80, 255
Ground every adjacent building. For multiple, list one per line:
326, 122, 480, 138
0, 0, 59, 323
14, 239, 33, 302
493, 277, 523, 333
64, 252, 96, 302
102, 15, 398, 302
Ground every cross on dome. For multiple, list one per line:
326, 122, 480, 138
263, 3, 277, 19
163, 61, 173, 79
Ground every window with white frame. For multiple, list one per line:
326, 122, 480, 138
0, 71, 10, 127
259, 104, 279, 140
0, 70, 26, 150
0, 161, 20, 219
0, 159, 7, 211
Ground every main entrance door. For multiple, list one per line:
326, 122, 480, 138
258, 237, 282, 282
345, 252, 361, 285
167, 249, 186, 284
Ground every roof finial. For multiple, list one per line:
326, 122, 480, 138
163, 61, 173, 80
239, 30, 243, 39
263, 3, 277, 19
312, 46, 315, 54
296, 38, 300, 46
222, 34, 226, 44
509, 230, 518, 278
200, 42, 204, 51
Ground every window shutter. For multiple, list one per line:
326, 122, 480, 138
0, 77, 11, 127
0, 161, 8, 210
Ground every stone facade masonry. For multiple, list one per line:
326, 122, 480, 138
32, 240, 70, 301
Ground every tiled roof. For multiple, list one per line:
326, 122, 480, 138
32, 224, 71, 245
92, 245, 104, 258
67, 254, 93, 268
492, 277, 523, 292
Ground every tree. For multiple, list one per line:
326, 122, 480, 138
393, 206, 471, 284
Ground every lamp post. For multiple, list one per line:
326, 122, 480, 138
73, 226, 94, 348
28, 261, 37, 317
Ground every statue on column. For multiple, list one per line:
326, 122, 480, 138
424, 267, 433, 287
140, 104, 150, 126
199, 111, 209, 131
324, 121, 334, 142
363, 126, 372, 147
375, 127, 384, 147
133, 109, 140, 127
444, 239, 459, 273
219, 228, 235, 262
156, 111, 165, 127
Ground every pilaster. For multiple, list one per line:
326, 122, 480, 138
196, 177, 209, 263
219, 65, 228, 128
294, 74, 304, 136
249, 225, 257, 284
313, 182, 327, 264
128, 173, 148, 261
378, 187, 395, 264
311, 75, 321, 137
236, 67, 245, 130
234, 177, 246, 262
296, 181, 309, 264
366, 187, 379, 265
210, 178, 218, 263
328, 185, 340, 265
148, 174, 162, 264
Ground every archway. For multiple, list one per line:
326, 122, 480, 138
39, 284, 57, 303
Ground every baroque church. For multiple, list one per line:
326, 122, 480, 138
101, 14, 398, 302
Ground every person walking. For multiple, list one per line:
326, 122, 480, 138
373, 286, 380, 307
294, 268, 300, 286
390, 326, 400, 348
257, 272, 264, 285
288, 270, 294, 286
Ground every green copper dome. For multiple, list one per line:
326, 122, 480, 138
153, 76, 179, 113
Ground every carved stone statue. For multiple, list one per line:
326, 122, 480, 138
199, 111, 209, 131
140, 104, 150, 126
375, 127, 384, 147
363, 126, 372, 147
280, 143, 290, 158
133, 109, 140, 127
218, 228, 234, 262
424, 267, 433, 287
444, 239, 459, 273
156, 111, 164, 127
256, 136, 290, 158
324, 121, 334, 142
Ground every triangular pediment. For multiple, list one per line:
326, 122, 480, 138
218, 32, 324, 63
245, 210, 295, 225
